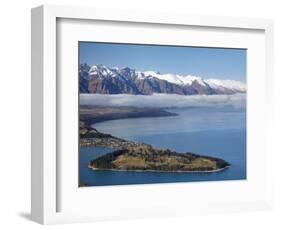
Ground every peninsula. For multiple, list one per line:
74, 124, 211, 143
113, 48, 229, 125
80, 105, 177, 126
80, 120, 230, 173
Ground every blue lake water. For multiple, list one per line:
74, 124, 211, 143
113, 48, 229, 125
79, 107, 246, 186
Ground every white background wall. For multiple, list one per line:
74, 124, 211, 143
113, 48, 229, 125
0, 0, 280, 229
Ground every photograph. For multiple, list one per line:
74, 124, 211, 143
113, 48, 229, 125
78, 42, 247, 187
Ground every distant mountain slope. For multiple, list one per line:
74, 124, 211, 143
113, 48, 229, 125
79, 63, 246, 95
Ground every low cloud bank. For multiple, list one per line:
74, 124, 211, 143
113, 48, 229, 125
80, 93, 246, 109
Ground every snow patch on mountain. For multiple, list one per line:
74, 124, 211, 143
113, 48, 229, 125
80, 64, 246, 95
205, 79, 246, 91
142, 71, 207, 86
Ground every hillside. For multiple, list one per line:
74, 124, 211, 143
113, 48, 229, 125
89, 142, 230, 172
80, 105, 177, 125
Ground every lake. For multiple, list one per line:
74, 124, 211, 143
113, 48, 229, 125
79, 107, 246, 186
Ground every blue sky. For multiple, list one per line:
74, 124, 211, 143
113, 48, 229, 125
79, 42, 246, 82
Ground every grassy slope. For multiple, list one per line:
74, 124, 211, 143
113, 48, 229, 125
89, 145, 230, 172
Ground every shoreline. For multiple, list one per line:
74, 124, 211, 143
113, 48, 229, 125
88, 165, 230, 174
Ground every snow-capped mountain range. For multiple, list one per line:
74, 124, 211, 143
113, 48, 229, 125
79, 63, 246, 95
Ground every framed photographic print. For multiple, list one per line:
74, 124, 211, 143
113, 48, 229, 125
78, 42, 246, 187
31, 5, 274, 225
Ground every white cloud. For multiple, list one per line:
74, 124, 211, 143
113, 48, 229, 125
80, 93, 246, 110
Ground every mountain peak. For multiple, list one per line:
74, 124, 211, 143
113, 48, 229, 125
79, 64, 246, 95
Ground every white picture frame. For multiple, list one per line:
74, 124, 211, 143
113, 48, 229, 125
31, 4, 274, 225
